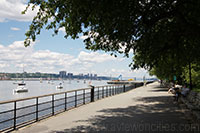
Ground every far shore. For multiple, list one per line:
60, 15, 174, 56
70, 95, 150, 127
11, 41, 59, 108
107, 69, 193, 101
0, 78, 106, 81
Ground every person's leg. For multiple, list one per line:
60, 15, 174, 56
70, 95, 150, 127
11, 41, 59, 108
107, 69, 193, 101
175, 93, 179, 101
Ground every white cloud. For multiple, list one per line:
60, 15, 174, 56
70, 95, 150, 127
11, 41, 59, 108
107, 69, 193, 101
0, 41, 124, 74
102, 68, 151, 79
0, 40, 151, 78
80, 35, 88, 40
59, 27, 65, 34
10, 27, 20, 31
79, 31, 98, 41
119, 43, 134, 54
78, 51, 119, 63
0, 0, 39, 22
79, 33, 134, 55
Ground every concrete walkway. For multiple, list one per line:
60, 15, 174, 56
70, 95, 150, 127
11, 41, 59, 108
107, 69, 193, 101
15, 82, 199, 133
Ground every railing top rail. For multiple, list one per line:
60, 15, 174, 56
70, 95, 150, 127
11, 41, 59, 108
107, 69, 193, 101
0, 84, 127, 104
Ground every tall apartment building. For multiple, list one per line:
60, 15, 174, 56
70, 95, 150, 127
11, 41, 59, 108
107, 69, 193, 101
59, 71, 66, 78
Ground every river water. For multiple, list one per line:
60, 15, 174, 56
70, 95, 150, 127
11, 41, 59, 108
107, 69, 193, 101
0, 80, 142, 131
0, 80, 111, 131
0, 80, 108, 102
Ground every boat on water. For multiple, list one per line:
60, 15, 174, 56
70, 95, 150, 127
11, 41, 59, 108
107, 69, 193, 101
14, 81, 28, 93
40, 78, 43, 83
18, 80, 26, 86
14, 66, 28, 93
56, 83, 63, 89
13, 80, 26, 85
48, 80, 54, 85
13, 81, 20, 84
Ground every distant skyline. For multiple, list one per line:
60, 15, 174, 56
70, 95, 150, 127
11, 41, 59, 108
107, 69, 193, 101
0, 0, 153, 78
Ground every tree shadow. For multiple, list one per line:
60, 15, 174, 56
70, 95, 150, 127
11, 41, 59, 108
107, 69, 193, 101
154, 86, 169, 89
149, 85, 169, 92
52, 96, 198, 133
149, 89, 169, 92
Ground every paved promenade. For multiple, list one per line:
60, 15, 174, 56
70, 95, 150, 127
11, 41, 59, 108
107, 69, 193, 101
15, 82, 199, 133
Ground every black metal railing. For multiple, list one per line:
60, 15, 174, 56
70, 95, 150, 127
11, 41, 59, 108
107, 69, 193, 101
0, 82, 144, 132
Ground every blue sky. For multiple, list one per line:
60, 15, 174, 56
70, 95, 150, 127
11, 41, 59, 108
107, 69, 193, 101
0, 0, 151, 78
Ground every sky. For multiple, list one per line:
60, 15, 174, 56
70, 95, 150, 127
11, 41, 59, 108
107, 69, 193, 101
0, 0, 152, 79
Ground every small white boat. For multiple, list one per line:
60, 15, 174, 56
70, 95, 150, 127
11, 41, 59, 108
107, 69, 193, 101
56, 83, 63, 89
13, 80, 26, 85
48, 80, 54, 85
14, 82, 28, 93
18, 81, 26, 86
14, 86, 28, 93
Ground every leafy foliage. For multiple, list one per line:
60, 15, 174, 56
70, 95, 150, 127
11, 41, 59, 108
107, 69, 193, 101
24, 0, 200, 87
182, 64, 200, 87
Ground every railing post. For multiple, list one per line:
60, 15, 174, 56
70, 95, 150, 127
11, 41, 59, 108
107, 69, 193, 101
65, 92, 67, 111
91, 86, 94, 102
106, 86, 108, 97
123, 85, 126, 92
102, 87, 104, 98
98, 87, 99, 99
52, 95, 54, 116
13, 101, 17, 130
110, 86, 112, 96
83, 89, 85, 104
113, 86, 115, 95
36, 97, 38, 121
75, 91, 77, 107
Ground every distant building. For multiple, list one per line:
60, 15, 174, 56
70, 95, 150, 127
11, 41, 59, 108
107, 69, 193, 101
94, 74, 97, 79
90, 74, 93, 79
78, 73, 84, 79
59, 71, 66, 78
67, 73, 73, 78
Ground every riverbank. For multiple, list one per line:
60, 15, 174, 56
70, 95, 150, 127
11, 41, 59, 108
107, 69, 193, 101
15, 82, 199, 133
0, 78, 102, 81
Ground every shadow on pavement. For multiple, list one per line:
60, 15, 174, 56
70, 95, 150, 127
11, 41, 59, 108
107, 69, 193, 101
149, 89, 169, 92
150, 85, 169, 92
53, 95, 199, 133
154, 86, 169, 89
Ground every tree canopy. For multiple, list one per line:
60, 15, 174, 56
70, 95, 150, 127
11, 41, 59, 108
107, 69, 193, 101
24, 0, 200, 86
